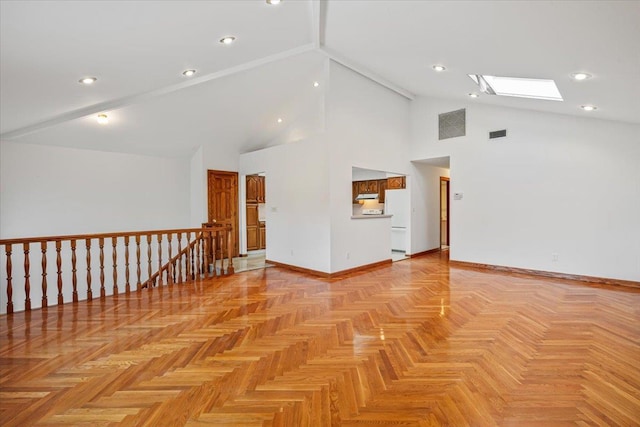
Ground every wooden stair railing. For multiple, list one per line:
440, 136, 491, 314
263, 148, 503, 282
0, 225, 234, 314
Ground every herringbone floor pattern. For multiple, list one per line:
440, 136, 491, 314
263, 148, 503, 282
1, 252, 639, 426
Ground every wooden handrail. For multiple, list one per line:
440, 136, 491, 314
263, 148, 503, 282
0, 225, 233, 314
0, 227, 222, 245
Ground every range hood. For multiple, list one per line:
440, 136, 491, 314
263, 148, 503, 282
355, 193, 378, 200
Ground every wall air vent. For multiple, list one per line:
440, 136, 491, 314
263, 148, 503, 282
489, 129, 507, 139
438, 108, 466, 140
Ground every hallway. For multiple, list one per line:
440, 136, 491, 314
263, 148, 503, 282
233, 250, 273, 273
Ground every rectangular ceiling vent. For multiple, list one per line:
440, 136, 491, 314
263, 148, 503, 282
438, 109, 466, 140
489, 129, 507, 139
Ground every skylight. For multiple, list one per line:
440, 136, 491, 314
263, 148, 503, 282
468, 75, 563, 101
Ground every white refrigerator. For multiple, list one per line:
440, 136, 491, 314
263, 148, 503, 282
385, 189, 409, 252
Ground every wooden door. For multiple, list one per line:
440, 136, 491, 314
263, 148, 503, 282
208, 170, 239, 257
440, 177, 450, 247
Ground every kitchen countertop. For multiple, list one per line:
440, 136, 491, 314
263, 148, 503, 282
350, 214, 392, 220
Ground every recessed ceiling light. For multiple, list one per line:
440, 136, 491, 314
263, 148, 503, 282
313, 81, 319, 87
277, 118, 283, 123
219, 36, 236, 45
266, 0, 281, 4
79, 77, 97, 85
571, 72, 592, 81
468, 93, 479, 98
432, 65, 446, 72
182, 69, 196, 77
97, 114, 109, 125
581, 105, 597, 111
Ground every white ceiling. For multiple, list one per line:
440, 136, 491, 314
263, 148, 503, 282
8, 51, 326, 157
1, 0, 638, 158
323, 0, 640, 124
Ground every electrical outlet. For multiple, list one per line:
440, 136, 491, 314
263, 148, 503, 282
290, 249, 294, 256
552, 253, 559, 262
346, 252, 350, 259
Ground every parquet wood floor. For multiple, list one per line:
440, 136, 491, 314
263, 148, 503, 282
1, 252, 639, 426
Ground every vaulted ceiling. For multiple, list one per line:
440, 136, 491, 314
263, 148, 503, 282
2, 1, 638, 157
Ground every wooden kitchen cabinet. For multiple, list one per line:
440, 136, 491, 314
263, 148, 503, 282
387, 176, 406, 189
257, 176, 265, 203
246, 175, 260, 203
378, 179, 388, 203
246, 175, 266, 203
246, 203, 259, 251
259, 222, 266, 249
358, 180, 378, 194
247, 227, 259, 251
352, 177, 404, 204
353, 179, 386, 202
246, 204, 259, 227
247, 175, 266, 251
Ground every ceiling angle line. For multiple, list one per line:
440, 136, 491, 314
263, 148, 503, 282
309, 0, 326, 49
0, 43, 317, 141
318, 47, 415, 100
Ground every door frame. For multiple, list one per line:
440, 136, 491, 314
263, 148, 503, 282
207, 170, 239, 257
440, 176, 450, 247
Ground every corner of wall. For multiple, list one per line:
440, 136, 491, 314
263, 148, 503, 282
189, 146, 206, 226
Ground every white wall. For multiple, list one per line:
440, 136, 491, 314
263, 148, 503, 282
0, 141, 190, 237
410, 97, 640, 282
239, 135, 331, 273
326, 61, 412, 272
188, 142, 241, 227
352, 168, 387, 181
238, 61, 413, 274
0, 141, 192, 313
190, 146, 205, 226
